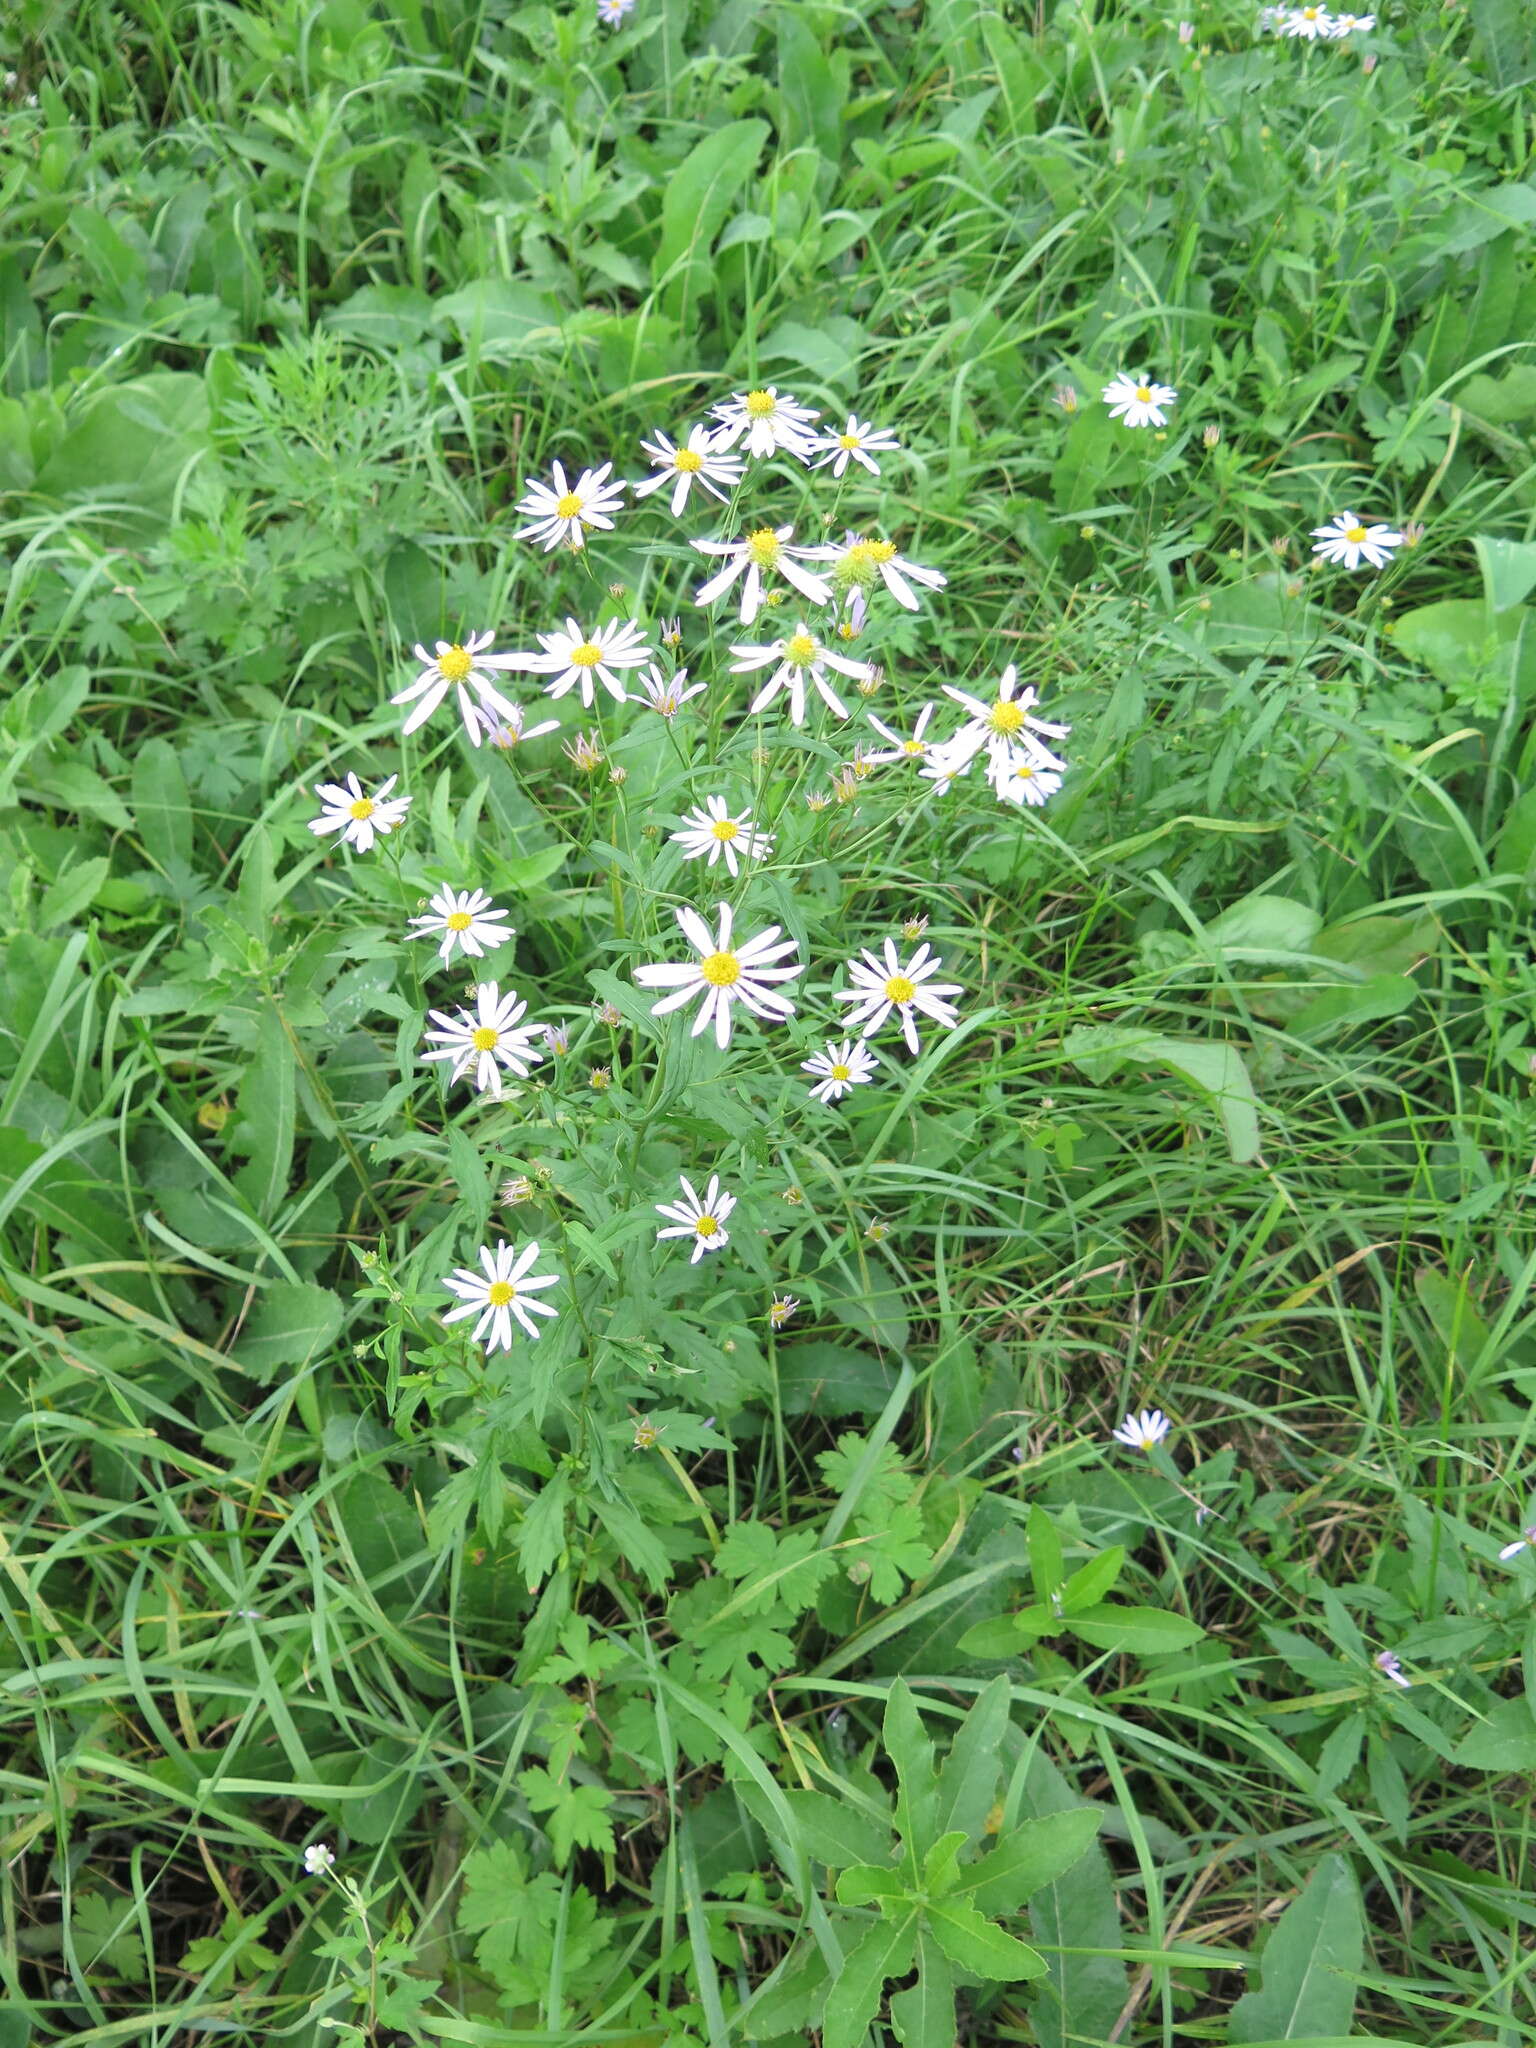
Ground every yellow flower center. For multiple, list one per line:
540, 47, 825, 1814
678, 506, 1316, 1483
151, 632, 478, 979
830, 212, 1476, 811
348, 797, 375, 821
710, 819, 739, 842
437, 644, 473, 682
486, 1280, 517, 1305
744, 390, 776, 418
988, 699, 1026, 734
675, 447, 704, 472
445, 911, 473, 931
1014, 764, 1036, 780
570, 641, 603, 666
555, 491, 584, 518
701, 951, 741, 987
471, 1026, 500, 1052
785, 631, 817, 665
1134, 385, 1152, 402
838, 432, 861, 450
868, 539, 897, 562
695, 1214, 720, 1236
902, 738, 925, 755
1344, 523, 1368, 543
884, 975, 917, 1004
830, 1063, 852, 1081
746, 527, 782, 567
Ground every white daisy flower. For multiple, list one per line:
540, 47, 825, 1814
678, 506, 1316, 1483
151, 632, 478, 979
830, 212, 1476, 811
633, 425, 745, 515
1282, 3, 1334, 34
1101, 370, 1178, 429
472, 703, 562, 750
941, 665, 1070, 775
729, 621, 873, 725
802, 1037, 881, 1103
634, 902, 802, 1051
1498, 1525, 1536, 1562
866, 703, 937, 763
302, 1843, 336, 1876
407, 886, 515, 965
819, 533, 947, 613
597, 0, 635, 21
514, 459, 626, 551
505, 616, 652, 707
988, 752, 1064, 808
1328, 9, 1373, 29
1110, 1408, 1171, 1451
769, 1293, 799, 1328
709, 386, 820, 461
811, 414, 901, 478
1374, 1650, 1411, 1689
670, 796, 774, 878
421, 982, 545, 1098
693, 525, 832, 625
307, 772, 411, 853
833, 939, 963, 1056
1310, 510, 1403, 571
391, 630, 523, 743
441, 1239, 560, 1348
655, 1172, 737, 1262
630, 664, 706, 718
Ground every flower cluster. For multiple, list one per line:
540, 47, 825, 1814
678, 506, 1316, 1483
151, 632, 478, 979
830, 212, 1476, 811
1260, 4, 1375, 35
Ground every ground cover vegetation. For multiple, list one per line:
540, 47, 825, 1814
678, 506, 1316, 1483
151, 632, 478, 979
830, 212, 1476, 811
2, 0, 1536, 2041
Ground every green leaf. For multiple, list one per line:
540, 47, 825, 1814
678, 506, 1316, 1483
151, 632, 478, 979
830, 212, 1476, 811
1028, 1504, 1063, 1602
925, 1899, 1046, 1982
231, 1001, 296, 1220
836, 1862, 911, 1907
38, 856, 110, 932
1391, 597, 1526, 690
1066, 1025, 1261, 1164
516, 1470, 572, 1591
883, 1680, 938, 1863
778, 12, 843, 162
1227, 1853, 1364, 2043
234, 1282, 344, 1379
1067, 1604, 1206, 1654
1022, 1753, 1126, 2048
1475, 535, 1536, 612
822, 1912, 917, 2048
655, 119, 770, 320
1450, 1697, 1536, 1772
783, 1789, 893, 1869
957, 1616, 1027, 1660
962, 1808, 1102, 1917
1060, 1545, 1125, 1613
133, 741, 195, 876
889, 1932, 955, 2048
430, 279, 563, 357
934, 1675, 1010, 1844
518, 1765, 616, 1865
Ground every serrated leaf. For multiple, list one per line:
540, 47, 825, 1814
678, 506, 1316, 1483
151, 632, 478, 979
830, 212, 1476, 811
926, 1899, 1046, 1981
961, 1809, 1101, 1916
822, 1912, 917, 2048
234, 1282, 343, 1379
883, 1680, 938, 1864
934, 1674, 1010, 1844
783, 1789, 892, 1869
890, 1933, 955, 2048
516, 1469, 572, 1590
38, 855, 110, 932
